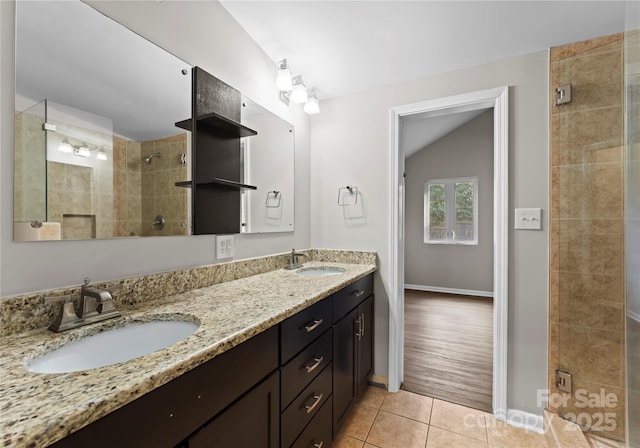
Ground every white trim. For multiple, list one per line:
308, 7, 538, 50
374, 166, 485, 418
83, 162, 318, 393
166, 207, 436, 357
405, 284, 493, 298
388, 86, 509, 417
505, 409, 544, 434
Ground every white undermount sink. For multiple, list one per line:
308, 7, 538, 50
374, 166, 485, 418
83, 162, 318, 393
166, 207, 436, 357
296, 266, 346, 277
28, 319, 199, 374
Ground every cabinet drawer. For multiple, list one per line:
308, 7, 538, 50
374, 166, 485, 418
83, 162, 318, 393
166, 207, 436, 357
281, 328, 333, 410
281, 364, 332, 448
290, 396, 332, 448
333, 274, 374, 322
281, 298, 332, 363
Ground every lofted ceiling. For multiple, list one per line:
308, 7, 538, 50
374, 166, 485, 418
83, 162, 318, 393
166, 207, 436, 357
220, 0, 625, 157
220, 1, 626, 101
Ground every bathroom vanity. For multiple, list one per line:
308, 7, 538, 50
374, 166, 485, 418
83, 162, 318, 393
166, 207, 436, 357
0, 254, 376, 448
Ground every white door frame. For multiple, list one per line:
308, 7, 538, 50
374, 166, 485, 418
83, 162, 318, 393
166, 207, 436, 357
388, 86, 509, 419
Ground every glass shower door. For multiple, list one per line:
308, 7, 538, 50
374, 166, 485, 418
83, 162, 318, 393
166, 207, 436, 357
550, 34, 626, 442
625, 2, 640, 446
13, 99, 48, 225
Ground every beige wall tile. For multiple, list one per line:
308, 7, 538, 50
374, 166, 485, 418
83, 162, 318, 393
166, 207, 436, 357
558, 326, 622, 387
550, 34, 623, 62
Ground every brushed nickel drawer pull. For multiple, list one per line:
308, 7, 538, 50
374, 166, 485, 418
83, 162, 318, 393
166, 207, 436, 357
304, 393, 324, 414
360, 314, 365, 337
305, 356, 324, 373
313, 442, 324, 448
351, 289, 365, 297
305, 318, 324, 333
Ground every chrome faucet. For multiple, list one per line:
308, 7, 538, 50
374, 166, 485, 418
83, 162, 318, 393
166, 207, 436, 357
45, 278, 121, 332
284, 249, 307, 270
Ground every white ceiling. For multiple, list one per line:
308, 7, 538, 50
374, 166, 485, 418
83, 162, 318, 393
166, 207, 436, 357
221, 0, 625, 159
401, 109, 486, 158
220, 1, 626, 101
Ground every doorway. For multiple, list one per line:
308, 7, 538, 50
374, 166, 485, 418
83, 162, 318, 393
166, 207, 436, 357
388, 86, 509, 419
401, 108, 494, 411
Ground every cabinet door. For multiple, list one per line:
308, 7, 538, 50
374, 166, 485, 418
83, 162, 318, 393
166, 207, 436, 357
357, 295, 375, 398
188, 371, 279, 448
332, 308, 358, 436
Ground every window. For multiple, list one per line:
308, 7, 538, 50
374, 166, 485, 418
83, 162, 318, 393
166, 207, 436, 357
424, 177, 478, 245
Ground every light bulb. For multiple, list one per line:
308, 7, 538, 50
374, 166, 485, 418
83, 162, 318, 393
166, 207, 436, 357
74, 144, 90, 158
276, 59, 292, 91
304, 88, 320, 115
58, 138, 73, 153
97, 147, 108, 161
291, 75, 308, 104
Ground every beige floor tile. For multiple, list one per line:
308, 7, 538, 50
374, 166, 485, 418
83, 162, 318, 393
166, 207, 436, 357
360, 386, 388, 409
341, 403, 379, 441
380, 389, 433, 423
426, 426, 489, 448
334, 433, 365, 448
366, 410, 429, 448
429, 399, 488, 442
485, 414, 548, 448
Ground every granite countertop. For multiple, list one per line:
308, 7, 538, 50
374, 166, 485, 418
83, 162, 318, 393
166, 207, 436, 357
0, 261, 376, 448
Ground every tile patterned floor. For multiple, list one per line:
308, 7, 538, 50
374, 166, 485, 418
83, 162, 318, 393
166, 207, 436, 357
335, 387, 550, 448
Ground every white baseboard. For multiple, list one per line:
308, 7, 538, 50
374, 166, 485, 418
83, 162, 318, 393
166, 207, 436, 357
405, 284, 493, 298
505, 409, 544, 434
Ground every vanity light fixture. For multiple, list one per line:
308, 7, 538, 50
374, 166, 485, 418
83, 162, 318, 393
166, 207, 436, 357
58, 138, 73, 153
96, 147, 108, 161
304, 88, 320, 115
276, 59, 293, 91
291, 75, 308, 104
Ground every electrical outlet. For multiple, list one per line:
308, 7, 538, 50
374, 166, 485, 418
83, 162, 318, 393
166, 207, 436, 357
216, 235, 234, 259
515, 208, 542, 230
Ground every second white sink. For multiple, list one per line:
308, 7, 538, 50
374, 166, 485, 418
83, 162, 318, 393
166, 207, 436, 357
297, 266, 346, 277
28, 319, 199, 374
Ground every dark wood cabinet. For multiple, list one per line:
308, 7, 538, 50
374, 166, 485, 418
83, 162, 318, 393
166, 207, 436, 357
188, 370, 280, 448
48, 273, 375, 448
175, 67, 257, 235
332, 275, 375, 437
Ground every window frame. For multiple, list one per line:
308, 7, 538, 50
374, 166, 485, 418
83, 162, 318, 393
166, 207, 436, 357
423, 176, 478, 245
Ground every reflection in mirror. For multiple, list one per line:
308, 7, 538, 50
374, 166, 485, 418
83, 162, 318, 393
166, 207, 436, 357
240, 98, 295, 233
14, 0, 191, 241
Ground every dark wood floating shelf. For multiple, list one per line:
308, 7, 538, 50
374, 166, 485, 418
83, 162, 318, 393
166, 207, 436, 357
175, 112, 257, 138
175, 178, 257, 190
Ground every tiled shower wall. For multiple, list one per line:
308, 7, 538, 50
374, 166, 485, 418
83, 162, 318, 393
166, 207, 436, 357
113, 133, 188, 237
549, 34, 625, 441
140, 133, 188, 236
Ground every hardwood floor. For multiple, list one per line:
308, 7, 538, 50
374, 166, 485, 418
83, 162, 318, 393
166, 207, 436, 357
402, 289, 493, 412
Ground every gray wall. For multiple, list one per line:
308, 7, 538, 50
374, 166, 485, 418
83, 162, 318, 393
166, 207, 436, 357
405, 110, 494, 293
0, 0, 311, 296
310, 52, 549, 415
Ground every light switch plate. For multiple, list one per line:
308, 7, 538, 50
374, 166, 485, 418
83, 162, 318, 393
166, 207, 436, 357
515, 208, 542, 230
216, 235, 235, 259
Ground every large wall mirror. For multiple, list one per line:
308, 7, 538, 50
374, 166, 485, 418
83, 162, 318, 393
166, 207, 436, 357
240, 98, 295, 233
14, 0, 191, 241
14, 0, 295, 241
